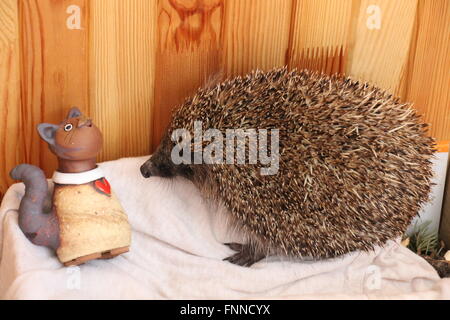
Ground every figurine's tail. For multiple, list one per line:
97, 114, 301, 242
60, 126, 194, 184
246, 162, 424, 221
10, 164, 59, 250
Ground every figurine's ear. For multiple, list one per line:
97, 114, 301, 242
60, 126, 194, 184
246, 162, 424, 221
37, 123, 59, 145
66, 107, 82, 119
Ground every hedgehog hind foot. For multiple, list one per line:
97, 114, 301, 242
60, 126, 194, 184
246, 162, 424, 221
223, 243, 266, 267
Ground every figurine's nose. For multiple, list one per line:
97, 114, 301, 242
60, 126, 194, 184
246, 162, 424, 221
140, 163, 152, 178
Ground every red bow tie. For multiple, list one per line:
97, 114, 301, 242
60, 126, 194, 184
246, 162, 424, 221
94, 178, 111, 196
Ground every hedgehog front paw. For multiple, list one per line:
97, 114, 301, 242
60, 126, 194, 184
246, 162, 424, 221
223, 243, 265, 267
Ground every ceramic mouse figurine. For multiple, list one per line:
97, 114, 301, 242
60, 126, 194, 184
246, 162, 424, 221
10, 107, 131, 266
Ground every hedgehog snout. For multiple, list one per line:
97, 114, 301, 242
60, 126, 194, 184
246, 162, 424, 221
140, 164, 152, 178
140, 158, 175, 178
140, 161, 153, 178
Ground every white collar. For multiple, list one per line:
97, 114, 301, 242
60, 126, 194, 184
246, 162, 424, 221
52, 167, 105, 185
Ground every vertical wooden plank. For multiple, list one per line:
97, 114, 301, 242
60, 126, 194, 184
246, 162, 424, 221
287, 0, 356, 75
400, 0, 450, 141
345, 0, 418, 92
221, 0, 292, 77
19, 0, 89, 176
0, 0, 22, 197
152, 0, 224, 150
90, 0, 157, 160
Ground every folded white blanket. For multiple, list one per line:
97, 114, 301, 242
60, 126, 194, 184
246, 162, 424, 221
1, 156, 449, 299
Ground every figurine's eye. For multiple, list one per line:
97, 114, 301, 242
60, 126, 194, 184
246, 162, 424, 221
64, 123, 73, 132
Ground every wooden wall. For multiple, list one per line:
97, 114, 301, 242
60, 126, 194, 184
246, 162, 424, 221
0, 0, 449, 197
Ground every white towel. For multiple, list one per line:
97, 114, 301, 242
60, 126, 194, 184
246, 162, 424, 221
1, 156, 449, 299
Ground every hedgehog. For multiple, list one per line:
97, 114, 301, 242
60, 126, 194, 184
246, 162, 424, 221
140, 67, 435, 267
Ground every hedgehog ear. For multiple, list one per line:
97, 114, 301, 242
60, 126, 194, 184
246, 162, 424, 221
66, 106, 82, 119
37, 123, 59, 146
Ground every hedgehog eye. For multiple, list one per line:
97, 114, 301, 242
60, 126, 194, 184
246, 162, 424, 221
64, 123, 73, 132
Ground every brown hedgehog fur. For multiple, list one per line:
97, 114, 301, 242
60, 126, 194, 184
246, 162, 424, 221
141, 67, 435, 266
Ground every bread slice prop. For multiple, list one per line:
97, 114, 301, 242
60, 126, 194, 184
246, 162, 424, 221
10, 107, 131, 266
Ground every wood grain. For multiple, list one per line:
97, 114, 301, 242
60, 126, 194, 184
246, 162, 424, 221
152, 0, 223, 150
400, 0, 450, 141
1, 0, 449, 196
287, 0, 356, 74
221, 0, 292, 77
346, 0, 418, 92
19, 0, 89, 176
0, 0, 22, 197
89, 0, 157, 160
